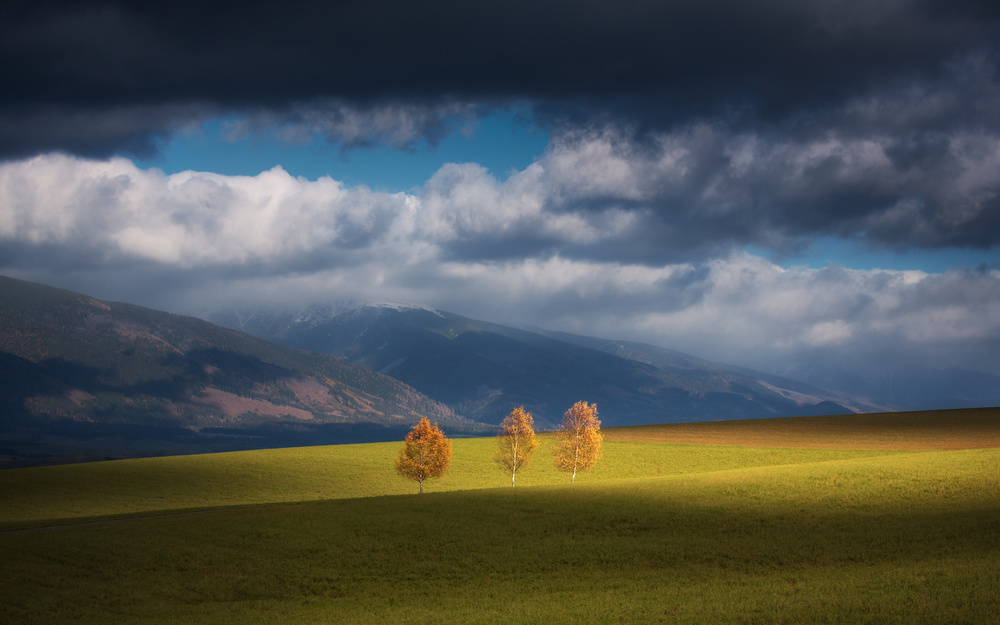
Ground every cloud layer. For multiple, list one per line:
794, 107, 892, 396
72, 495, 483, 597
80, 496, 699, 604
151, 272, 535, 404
4, 0, 1000, 157
3, 153, 998, 375
2, 0, 999, 380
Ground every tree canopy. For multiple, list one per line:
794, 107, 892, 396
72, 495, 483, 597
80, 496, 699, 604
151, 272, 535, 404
495, 406, 538, 487
394, 417, 452, 493
553, 400, 603, 483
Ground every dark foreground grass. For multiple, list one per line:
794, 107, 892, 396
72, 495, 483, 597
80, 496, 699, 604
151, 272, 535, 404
3, 448, 998, 624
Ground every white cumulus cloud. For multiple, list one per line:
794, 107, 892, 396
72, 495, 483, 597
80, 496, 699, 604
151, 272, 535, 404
2, 152, 999, 377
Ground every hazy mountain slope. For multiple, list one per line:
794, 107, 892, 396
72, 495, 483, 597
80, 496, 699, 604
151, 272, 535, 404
775, 362, 1000, 411
212, 304, 856, 428
0, 276, 472, 464
535, 330, 895, 414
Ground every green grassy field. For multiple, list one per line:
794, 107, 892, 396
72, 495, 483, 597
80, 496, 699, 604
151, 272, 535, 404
3, 409, 999, 623
0, 437, 905, 528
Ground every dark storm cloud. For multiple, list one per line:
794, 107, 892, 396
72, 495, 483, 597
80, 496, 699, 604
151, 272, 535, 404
0, 103, 215, 159
5, 0, 1000, 389
408, 101, 1000, 264
4, 0, 1000, 263
3, 0, 999, 156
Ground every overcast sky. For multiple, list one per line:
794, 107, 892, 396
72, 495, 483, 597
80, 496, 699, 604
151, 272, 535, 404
2, 0, 999, 376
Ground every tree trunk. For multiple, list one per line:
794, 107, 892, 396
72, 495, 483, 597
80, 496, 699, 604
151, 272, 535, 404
419, 478, 424, 494
511, 438, 518, 487
572, 433, 580, 483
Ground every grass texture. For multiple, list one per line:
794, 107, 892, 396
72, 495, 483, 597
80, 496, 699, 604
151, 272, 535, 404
3, 409, 999, 623
605, 407, 1000, 450
0, 438, 901, 528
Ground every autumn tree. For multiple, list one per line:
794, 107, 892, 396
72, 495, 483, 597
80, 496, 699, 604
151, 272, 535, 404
495, 406, 538, 487
395, 417, 452, 493
553, 400, 602, 483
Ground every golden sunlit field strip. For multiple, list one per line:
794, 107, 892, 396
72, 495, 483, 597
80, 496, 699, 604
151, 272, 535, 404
604, 407, 1000, 449
2, 408, 999, 624
0, 439, 902, 528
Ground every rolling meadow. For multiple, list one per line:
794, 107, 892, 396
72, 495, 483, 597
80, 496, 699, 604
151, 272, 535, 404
3, 408, 999, 623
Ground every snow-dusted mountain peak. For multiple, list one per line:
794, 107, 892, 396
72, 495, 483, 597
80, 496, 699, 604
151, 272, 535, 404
285, 300, 443, 328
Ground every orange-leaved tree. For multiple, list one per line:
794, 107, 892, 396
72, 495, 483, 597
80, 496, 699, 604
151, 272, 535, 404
395, 417, 452, 493
495, 406, 538, 487
553, 400, 602, 483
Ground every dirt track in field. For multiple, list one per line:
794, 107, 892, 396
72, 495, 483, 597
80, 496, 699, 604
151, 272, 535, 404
603, 407, 1000, 450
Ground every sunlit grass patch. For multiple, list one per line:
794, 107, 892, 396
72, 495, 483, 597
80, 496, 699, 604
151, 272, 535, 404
604, 406, 1000, 450
2, 448, 998, 624
1, 437, 903, 527
4, 409, 998, 622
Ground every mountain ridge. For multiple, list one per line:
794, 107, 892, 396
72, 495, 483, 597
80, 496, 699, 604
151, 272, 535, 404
530, 329, 896, 413
0, 276, 479, 465
208, 303, 874, 428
